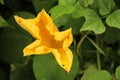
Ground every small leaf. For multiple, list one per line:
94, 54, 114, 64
81, 65, 97, 80
49, 5, 74, 20
115, 66, 120, 80
0, 0, 4, 4
0, 16, 10, 28
117, 48, 120, 56
89, 70, 112, 80
80, 9, 106, 34
106, 9, 120, 29
33, 49, 79, 80
97, 0, 116, 15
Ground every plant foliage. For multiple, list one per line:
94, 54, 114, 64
0, 0, 120, 80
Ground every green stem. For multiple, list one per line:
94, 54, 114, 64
96, 36, 101, 70
77, 32, 90, 58
87, 36, 102, 70
97, 50, 101, 70
87, 36, 106, 56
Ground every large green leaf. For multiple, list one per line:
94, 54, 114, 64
58, 0, 77, 5
49, 0, 76, 20
80, 9, 106, 34
0, 11, 35, 63
71, 1, 84, 18
81, 65, 97, 80
53, 14, 69, 27
53, 14, 85, 35
0, 28, 33, 63
79, 0, 95, 8
14, 11, 35, 19
65, 16, 85, 35
115, 66, 120, 80
49, 5, 74, 20
97, 0, 115, 15
10, 60, 36, 80
33, 49, 79, 80
7, 11, 35, 31
106, 9, 120, 29
89, 70, 112, 80
0, 16, 10, 28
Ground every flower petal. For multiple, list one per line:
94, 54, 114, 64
51, 48, 73, 72
36, 9, 59, 35
54, 28, 73, 49
14, 16, 40, 39
23, 40, 51, 56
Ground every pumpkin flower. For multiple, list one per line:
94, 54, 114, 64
14, 9, 73, 72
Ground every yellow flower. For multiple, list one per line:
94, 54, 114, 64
14, 9, 73, 72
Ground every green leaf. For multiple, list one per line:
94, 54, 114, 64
106, 9, 120, 29
117, 48, 120, 56
87, 0, 95, 5
80, 9, 106, 34
71, 1, 84, 18
10, 60, 36, 80
115, 66, 120, 80
59, 0, 76, 5
65, 17, 85, 35
79, 0, 95, 8
7, 11, 35, 30
81, 65, 98, 80
49, 0, 76, 20
32, 0, 57, 13
0, 0, 4, 4
0, 16, 10, 28
97, 0, 115, 15
14, 11, 35, 19
33, 49, 79, 80
0, 28, 33, 63
49, 5, 74, 20
89, 70, 112, 80
53, 14, 69, 27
